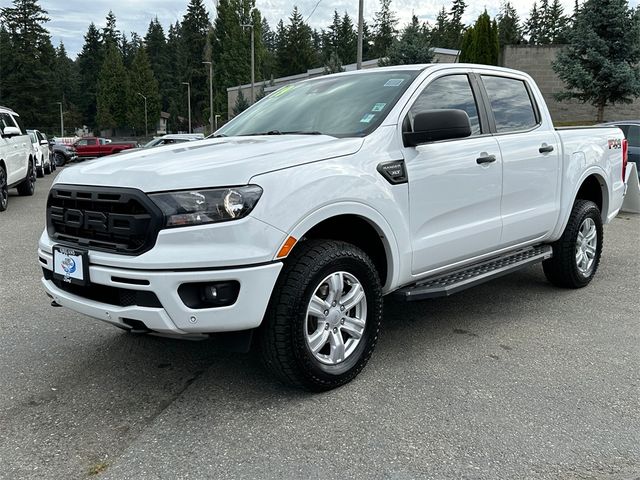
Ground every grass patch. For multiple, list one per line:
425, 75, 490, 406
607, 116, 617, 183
88, 461, 109, 476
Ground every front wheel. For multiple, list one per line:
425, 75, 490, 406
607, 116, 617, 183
0, 165, 8, 212
53, 153, 66, 167
17, 160, 35, 196
260, 240, 383, 391
543, 199, 603, 288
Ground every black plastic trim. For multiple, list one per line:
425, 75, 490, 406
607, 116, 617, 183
377, 160, 408, 184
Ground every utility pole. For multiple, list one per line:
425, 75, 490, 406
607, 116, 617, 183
357, 0, 364, 69
137, 93, 148, 138
241, 22, 255, 103
181, 82, 192, 133
55, 102, 64, 136
203, 61, 214, 134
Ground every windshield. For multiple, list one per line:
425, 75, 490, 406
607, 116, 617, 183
217, 70, 421, 138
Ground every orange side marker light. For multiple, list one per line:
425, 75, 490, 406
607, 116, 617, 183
276, 236, 297, 259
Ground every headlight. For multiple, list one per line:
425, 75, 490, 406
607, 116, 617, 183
149, 185, 263, 227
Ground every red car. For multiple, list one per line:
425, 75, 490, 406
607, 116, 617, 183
73, 137, 138, 158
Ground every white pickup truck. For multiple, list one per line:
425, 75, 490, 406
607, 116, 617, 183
39, 64, 630, 390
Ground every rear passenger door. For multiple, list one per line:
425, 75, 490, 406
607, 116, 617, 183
479, 74, 561, 246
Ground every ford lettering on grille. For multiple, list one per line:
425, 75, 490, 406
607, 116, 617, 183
47, 185, 163, 254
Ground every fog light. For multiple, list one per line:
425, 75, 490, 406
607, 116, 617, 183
178, 281, 240, 309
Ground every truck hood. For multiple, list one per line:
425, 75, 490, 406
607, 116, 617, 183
54, 135, 364, 192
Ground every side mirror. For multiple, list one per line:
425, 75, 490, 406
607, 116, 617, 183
40, 139, 49, 146
403, 109, 472, 147
2, 126, 22, 138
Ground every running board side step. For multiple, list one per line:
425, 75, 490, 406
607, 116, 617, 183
395, 245, 553, 301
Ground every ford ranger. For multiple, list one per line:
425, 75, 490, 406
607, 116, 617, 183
38, 65, 630, 391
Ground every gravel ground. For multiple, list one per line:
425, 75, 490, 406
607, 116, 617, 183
0, 171, 638, 480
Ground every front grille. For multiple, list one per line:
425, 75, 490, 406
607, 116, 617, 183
44, 268, 162, 308
47, 184, 163, 255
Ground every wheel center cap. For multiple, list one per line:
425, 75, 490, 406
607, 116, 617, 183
327, 308, 341, 326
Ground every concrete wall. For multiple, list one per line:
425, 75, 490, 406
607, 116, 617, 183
501, 45, 640, 124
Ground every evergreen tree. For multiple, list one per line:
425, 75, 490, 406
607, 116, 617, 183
274, 19, 288, 77
233, 88, 249, 116
53, 42, 81, 132
379, 15, 434, 66
0, 0, 56, 129
145, 17, 170, 110
430, 7, 449, 48
96, 43, 130, 132
77, 22, 102, 127
538, 0, 551, 44
372, 0, 398, 59
180, 0, 211, 126
338, 12, 357, 65
128, 47, 160, 135
445, 0, 467, 49
325, 10, 341, 61
281, 6, 314, 76
102, 10, 119, 47
459, 10, 500, 65
0, 26, 12, 103
553, 0, 640, 122
497, 1, 523, 48
545, 0, 569, 44
261, 18, 276, 78
525, 3, 542, 45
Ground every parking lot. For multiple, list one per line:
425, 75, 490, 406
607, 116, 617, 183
0, 171, 638, 479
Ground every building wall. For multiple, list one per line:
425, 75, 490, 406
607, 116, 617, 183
501, 45, 640, 124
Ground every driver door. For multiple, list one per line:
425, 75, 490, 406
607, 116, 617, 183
403, 74, 504, 275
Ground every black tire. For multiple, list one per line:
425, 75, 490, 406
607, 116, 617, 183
260, 239, 383, 391
0, 164, 8, 212
51, 159, 56, 171
53, 152, 66, 167
37, 164, 45, 178
543, 199, 603, 288
17, 159, 35, 196
44, 160, 51, 175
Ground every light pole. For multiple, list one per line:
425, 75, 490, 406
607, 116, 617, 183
55, 102, 64, 137
241, 22, 255, 104
203, 61, 214, 135
357, 0, 364, 70
214, 114, 221, 131
137, 92, 148, 138
182, 82, 192, 133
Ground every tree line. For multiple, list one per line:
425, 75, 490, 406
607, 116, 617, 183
0, 0, 638, 134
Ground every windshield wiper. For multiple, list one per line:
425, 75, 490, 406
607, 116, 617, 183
240, 130, 324, 136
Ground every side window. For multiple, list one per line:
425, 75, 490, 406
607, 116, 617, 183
76, 139, 88, 146
481, 76, 538, 133
88, 139, 97, 146
408, 75, 481, 136
0, 113, 16, 131
626, 125, 639, 148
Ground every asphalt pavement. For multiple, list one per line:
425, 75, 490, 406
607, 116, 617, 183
0, 171, 638, 480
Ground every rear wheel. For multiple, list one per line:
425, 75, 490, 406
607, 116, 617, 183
0, 165, 8, 212
543, 200, 603, 288
44, 158, 52, 174
260, 240, 383, 391
17, 159, 35, 196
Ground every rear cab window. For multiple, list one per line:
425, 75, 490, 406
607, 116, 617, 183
481, 75, 539, 133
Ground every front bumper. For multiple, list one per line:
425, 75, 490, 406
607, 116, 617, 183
39, 249, 282, 335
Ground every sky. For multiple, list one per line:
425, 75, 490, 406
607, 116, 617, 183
1, 0, 639, 58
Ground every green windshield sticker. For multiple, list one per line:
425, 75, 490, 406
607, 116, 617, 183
360, 113, 376, 123
384, 79, 404, 87
273, 85, 294, 97
372, 103, 386, 112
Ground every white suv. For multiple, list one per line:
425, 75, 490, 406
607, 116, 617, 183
0, 106, 35, 212
28, 129, 54, 177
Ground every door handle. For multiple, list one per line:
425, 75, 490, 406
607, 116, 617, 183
539, 144, 554, 154
476, 154, 497, 165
